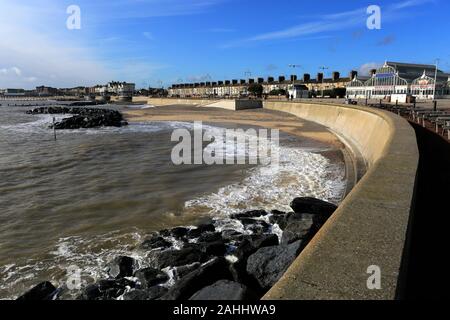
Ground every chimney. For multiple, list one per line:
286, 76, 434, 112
278, 76, 285, 82
212, 82, 217, 86
349, 70, 358, 79
248, 79, 255, 84
205, 82, 211, 86
317, 73, 324, 82
267, 77, 274, 83
240, 79, 246, 85
257, 78, 264, 83
218, 81, 223, 85
290, 75, 297, 82
332, 72, 340, 81
232, 79, 238, 85
303, 73, 311, 82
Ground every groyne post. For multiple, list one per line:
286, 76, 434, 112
53, 117, 57, 141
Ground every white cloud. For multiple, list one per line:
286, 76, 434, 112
221, 0, 437, 48
0, 1, 114, 89
0, 67, 22, 76
358, 62, 383, 76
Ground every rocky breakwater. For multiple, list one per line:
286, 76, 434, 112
26, 106, 128, 129
17, 197, 338, 301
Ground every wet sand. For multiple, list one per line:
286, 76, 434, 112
123, 104, 345, 149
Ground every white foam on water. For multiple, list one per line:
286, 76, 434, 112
185, 127, 345, 218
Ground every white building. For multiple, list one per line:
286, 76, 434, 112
107, 81, 135, 97
346, 61, 450, 102
288, 84, 309, 99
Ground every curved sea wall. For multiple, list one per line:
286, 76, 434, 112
145, 98, 419, 299
262, 101, 418, 300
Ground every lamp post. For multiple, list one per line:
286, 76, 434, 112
244, 71, 252, 96
319, 66, 329, 98
288, 64, 302, 99
433, 59, 440, 102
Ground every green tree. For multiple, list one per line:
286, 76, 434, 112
247, 84, 264, 97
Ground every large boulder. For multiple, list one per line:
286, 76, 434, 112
78, 278, 136, 300
239, 218, 271, 234
148, 286, 168, 300
122, 289, 149, 300
246, 241, 303, 291
140, 235, 172, 250
134, 267, 168, 289
173, 262, 202, 279
197, 232, 222, 243
281, 216, 314, 244
189, 280, 256, 301
186, 224, 215, 239
197, 240, 227, 257
228, 234, 279, 287
160, 227, 189, 239
106, 256, 137, 279
290, 197, 337, 220
231, 210, 268, 220
160, 257, 232, 300
148, 247, 208, 269
16, 281, 57, 300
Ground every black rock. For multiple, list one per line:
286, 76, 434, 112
268, 211, 300, 230
290, 197, 337, 219
281, 217, 314, 245
78, 278, 136, 300
27, 106, 126, 129
186, 224, 216, 239
228, 234, 279, 289
231, 210, 268, 220
190, 240, 227, 257
246, 241, 303, 291
148, 247, 208, 269
221, 229, 243, 241
122, 289, 149, 300
134, 267, 168, 289
160, 227, 189, 239
106, 256, 136, 279
140, 235, 172, 250
233, 234, 279, 261
189, 280, 256, 301
198, 232, 222, 243
173, 262, 201, 280
160, 257, 232, 300
271, 210, 287, 216
16, 281, 57, 301
148, 286, 168, 300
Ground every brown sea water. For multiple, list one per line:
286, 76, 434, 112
0, 103, 345, 299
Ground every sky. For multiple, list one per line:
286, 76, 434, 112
0, 0, 449, 89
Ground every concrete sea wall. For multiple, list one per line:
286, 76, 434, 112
263, 101, 418, 300
146, 98, 420, 300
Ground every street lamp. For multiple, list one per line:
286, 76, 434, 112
433, 58, 440, 100
288, 64, 302, 99
319, 66, 329, 98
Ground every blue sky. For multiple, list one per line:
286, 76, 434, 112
0, 0, 449, 89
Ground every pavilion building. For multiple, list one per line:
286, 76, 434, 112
346, 61, 450, 102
